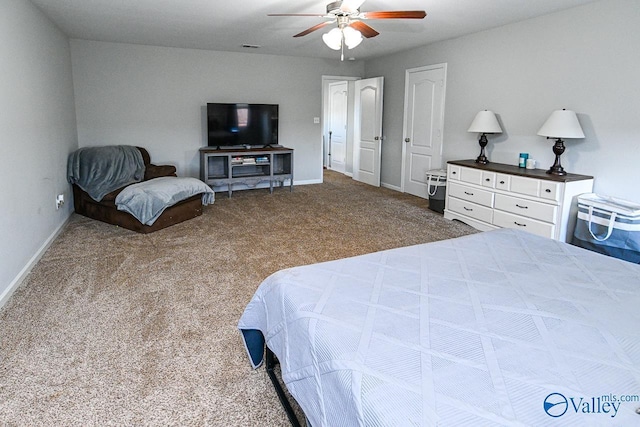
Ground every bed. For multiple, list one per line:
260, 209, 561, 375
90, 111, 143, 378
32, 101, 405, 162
238, 229, 640, 426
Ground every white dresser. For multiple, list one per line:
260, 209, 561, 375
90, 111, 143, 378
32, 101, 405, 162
444, 160, 594, 242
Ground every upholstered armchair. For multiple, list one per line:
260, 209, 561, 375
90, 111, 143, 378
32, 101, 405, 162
69, 146, 212, 233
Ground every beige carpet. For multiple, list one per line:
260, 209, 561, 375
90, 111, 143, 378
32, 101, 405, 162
0, 170, 475, 426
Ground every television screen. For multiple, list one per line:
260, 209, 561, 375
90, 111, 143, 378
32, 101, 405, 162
207, 103, 279, 148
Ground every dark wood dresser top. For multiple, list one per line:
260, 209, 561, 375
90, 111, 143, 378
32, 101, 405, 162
448, 160, 593, 183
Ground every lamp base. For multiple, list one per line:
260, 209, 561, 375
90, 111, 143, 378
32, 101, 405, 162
475, 133, 489, 165
546, 165, 567, 176
475, 155, 489, 165
546, 137, 567, 176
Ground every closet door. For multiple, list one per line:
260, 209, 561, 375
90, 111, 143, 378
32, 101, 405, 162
402, 64, 447, 198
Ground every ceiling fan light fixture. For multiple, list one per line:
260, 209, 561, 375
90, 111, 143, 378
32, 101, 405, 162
343, 26, 362, 49
322, 28, 343, 50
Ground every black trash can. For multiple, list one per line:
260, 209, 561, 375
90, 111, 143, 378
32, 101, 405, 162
426, 170, 447, 214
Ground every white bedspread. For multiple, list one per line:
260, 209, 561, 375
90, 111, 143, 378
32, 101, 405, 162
238, 229, 640, 426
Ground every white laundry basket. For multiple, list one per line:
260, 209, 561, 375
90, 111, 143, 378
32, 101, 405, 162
572, 193, 640, 263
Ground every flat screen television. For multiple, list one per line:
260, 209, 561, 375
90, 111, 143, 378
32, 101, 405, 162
207, 103, 279, 148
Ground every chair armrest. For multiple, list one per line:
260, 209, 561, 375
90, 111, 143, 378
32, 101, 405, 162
145, 164, 177, 180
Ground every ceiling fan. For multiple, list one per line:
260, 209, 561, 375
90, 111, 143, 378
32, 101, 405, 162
268, 0, 427, 59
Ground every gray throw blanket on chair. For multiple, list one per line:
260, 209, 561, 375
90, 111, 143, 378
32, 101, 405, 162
67, 145, 146, 201
115, 177, 215, 225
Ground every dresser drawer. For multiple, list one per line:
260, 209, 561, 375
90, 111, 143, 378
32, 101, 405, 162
496, 174, 510, 191
482, 171, 496, 188
448, 197, 494, 224
448, 165, 461, 180
510, 176, 540, 197
540, 181, 561, 202
494, 194, 558, 223
448, 182, 494, 207
460, 167, 483, 185
493, 210, 555, 238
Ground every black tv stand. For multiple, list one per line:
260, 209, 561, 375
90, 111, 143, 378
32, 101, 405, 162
200, 147, 293, 197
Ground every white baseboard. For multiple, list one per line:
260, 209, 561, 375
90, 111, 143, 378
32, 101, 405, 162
0, 214, 72, 310
294, 178, 322, 186
381, 182, 402, 192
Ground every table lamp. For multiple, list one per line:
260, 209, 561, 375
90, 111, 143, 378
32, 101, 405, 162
467, 110, 502, 165
537, 109, 584, 176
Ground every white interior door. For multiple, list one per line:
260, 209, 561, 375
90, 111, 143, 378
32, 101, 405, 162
402, 64, 447, 198
327, 81, 348, 174
353, 77, 384, 187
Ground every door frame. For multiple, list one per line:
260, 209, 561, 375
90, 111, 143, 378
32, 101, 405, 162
321, 75, 360, 178
400, 63, 447, 194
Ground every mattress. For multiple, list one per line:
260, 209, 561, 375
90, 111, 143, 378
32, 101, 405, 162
238, 229, 640, 426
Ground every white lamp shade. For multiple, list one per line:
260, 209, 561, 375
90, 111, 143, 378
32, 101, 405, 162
343, 26, 363, 49
467, 110, 502, 134
322, 28, 342, 50
537, 109, 584, 138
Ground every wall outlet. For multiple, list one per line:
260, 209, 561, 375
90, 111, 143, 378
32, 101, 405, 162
56, 194, 65, 210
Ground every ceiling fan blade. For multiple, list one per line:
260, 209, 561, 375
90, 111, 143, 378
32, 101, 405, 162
294, 21, 333, 38
360, 11, 427, 20
349, 21, 379, 38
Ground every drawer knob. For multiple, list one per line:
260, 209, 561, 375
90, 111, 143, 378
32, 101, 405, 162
452, 171, 457, 175
545, 189, 552, 193
500, 181, 505, 184
514, 221, 527, 227
464, 191, 474, 196
515, 204, 528, 209
463, 207, 473, 211
485, 178, 490, 182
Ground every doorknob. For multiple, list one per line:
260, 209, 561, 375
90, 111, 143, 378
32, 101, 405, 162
405, 138, 410, 142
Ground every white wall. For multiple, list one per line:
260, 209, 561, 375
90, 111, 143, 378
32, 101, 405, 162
366, 0, 640, 202
70, 40, 364, 183
0, 0, 77, 305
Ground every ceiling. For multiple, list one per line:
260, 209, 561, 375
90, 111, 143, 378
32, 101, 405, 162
30, 0, 600, 61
